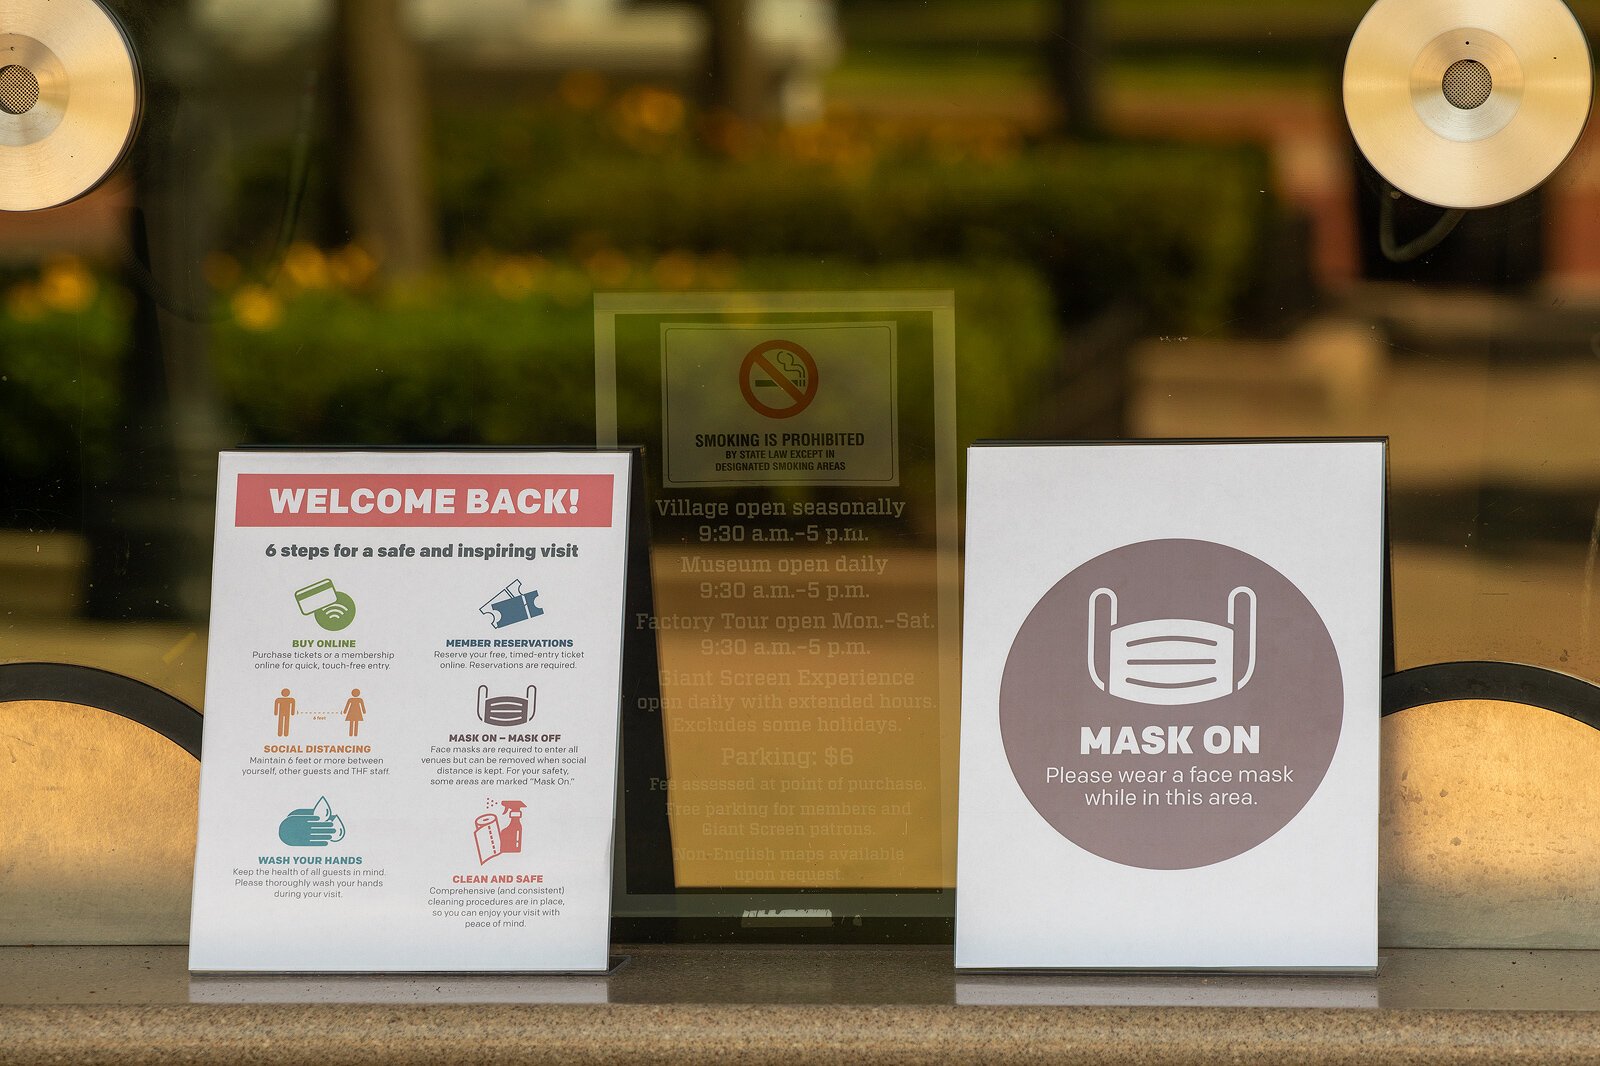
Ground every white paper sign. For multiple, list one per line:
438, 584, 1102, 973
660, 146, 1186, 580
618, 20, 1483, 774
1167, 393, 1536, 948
659, 321, 900, 487
956, 441, 1384, 971
190, 450, 633, 973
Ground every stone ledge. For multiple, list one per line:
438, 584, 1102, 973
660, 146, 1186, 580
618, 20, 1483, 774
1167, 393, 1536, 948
3, 1002, 1600, 1066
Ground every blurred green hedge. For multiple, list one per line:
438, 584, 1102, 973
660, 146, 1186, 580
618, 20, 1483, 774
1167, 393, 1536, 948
8, 99, 1285, 528
222, 260, 1052, 446
0, 285, 124, 527
228, 104, 1275, 335
432, 114, 1272, 334
1, 259, 1055, 527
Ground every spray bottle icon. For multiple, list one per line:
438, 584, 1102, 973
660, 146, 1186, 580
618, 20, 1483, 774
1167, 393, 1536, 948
499, 801, 526, 854
474, 800, 528, 865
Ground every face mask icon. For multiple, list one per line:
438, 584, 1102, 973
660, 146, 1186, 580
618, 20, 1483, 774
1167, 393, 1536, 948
477, 684, 536, 727
1088, 586, 1257, 706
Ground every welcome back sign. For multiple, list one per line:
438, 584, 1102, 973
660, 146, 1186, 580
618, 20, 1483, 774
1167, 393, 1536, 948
191, 450, 633, 973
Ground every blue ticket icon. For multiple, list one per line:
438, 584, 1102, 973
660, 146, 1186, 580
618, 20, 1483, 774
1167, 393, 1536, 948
481, 580, 543, 628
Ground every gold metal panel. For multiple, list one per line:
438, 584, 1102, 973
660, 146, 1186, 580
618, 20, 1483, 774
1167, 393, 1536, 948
0, 700, 196, 944
1381, 700, 1600, 948
3, 694, 1599, 948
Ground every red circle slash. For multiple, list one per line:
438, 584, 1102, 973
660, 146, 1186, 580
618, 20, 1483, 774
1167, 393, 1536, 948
739, 340, 819, 419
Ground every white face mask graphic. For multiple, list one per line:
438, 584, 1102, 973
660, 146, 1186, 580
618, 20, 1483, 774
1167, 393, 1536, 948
1088, 586, 1257, 706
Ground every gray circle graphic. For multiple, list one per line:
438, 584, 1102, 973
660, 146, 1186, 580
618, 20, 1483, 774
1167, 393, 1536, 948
999, 539, 1342, 870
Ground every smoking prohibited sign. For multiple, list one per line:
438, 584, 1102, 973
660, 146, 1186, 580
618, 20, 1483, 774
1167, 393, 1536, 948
657, 321, 900, 488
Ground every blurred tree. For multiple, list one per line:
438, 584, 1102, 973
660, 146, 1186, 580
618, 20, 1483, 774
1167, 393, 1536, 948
1043, 0, 1103, 137
87, 0, 232, 621
701, 0, 762, 121
329, 0, 437, 277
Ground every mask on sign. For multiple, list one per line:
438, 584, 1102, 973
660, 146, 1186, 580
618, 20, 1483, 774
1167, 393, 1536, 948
1087, 587, 1257, 706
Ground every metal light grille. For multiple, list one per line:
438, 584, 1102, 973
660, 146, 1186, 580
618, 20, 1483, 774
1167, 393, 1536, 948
1442, 59, 1494, 110
0, 65, 40, 115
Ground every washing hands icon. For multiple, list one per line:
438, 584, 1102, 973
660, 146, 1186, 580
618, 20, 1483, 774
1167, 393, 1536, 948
278, 796, 347, 848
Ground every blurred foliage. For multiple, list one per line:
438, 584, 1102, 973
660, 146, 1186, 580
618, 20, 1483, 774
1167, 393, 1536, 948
838, 0, 1600, 47
429, 104, 1272, 333
0, 261, 125, 528
221, 88, 1277, 336
1, 254, 1055, 528
7, 75, 1288, 530
838, 0, 1370, 49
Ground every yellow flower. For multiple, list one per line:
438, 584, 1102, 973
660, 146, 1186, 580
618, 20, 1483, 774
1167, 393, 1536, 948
652, 251, 697, 290
491, 255, 549, 300
231, 284, 284, 331
634, 87, 685, 136
38, 257, 96, 312
283, 242, 331, 290
329, 244, 378, 289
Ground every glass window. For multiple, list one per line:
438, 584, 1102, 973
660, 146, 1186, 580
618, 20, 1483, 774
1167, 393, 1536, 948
4, 0, 1598, 944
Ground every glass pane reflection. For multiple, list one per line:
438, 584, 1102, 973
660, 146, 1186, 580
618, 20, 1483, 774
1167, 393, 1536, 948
4, 0, 1600, 944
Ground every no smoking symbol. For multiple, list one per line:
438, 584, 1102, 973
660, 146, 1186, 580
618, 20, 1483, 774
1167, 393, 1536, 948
739, 340, 819, 419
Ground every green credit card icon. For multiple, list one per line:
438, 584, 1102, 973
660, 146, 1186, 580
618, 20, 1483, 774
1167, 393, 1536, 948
294, 579, 338, 615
